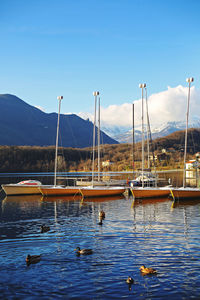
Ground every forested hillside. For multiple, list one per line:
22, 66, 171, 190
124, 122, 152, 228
0, 128, 199, 173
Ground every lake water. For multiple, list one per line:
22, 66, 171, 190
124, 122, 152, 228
0, 187, 200, 299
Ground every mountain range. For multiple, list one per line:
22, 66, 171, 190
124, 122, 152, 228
0, 94, 118, 148
110, 120, 200, 143
1, 94, 199, 148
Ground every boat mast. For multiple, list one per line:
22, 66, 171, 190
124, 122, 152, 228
132, 103, 135, 177
92, 91, 99, 187
54, 96, 63, 187
145, 87, 150, 169
98, 96, 101, 181
183, 77, 194, 188
139, 83, 146, 188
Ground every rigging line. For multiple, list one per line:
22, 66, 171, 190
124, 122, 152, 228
144, 88, 158, 185
146, 116, 158, 185
190, 128, 197, 154
55, 117, 68, 174
132, 103, 135, 176
145, 88, 150, 169
65, 116, 85, 162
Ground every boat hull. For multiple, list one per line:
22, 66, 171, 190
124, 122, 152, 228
1, 184, 41, 196
40, 186, 81, 196
80, 187, 125, 198
131, 187, 170, 199
170, 188, 200, 199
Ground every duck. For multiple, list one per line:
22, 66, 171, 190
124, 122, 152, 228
40, 225, 50, 233
74, 247, 93, 255
26, 254, 41, 265
126, 276, 134, 284
99, 210, 105, 219
140, 265, 157, 274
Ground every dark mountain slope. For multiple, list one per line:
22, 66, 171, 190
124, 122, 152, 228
0, 94, 118, 148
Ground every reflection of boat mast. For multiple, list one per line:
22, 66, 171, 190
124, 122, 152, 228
54, 201, 57, 223
54, 96, 63, 187
183, 206, 189, 237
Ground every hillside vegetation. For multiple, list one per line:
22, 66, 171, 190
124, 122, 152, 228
0, 128, 199, 173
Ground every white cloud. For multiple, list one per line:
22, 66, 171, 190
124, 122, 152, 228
77, 85, 199, 129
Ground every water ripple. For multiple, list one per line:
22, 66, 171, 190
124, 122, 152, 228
0, 196, 200, 299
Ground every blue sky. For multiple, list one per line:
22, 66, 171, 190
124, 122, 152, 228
1, 0, 200, 127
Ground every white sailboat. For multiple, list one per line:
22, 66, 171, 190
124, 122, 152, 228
39, 96, 80, 196
1, 180, 42, 196
131, 83, 170, 199
80, 91, 125, 198
170, 77, 200, 200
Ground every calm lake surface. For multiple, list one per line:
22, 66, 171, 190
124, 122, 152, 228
0, 185, 200, 299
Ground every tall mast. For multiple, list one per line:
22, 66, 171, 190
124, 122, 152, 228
54, 96, 63, 186
92, 91, 99, 187
98, 97, 101, 181
132, 103, 135, 177
139, 83, 146, 188
145, 87, 150, 169
183, 77, 194, 187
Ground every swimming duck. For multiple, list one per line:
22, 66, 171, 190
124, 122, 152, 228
26, 254, 41, 265
40, 225, 50, 233
140, 265, 157, 274
75, 247, 93, 255
126, 276, 134, 284
99, 210, 105, 219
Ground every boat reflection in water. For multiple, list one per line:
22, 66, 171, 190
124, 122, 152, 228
2, 194, 43, 211
1, 190, 200, 299
171, 197, 200, 208
41, 194, 82, 202
132, 196, 170, 207
83, 194, 126, 203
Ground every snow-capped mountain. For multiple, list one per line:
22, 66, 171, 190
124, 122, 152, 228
100, 125, 130, 139
110, 120, 200, 143
78, 112, 200, 144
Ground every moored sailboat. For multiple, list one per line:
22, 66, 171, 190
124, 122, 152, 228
39, 96, 80, 197
170, 187, 200, 200
131, 83, 170, 199
80, 186, 125, 198
170, 77, 200, 200
1, 180, 42, 196
80, 91, 125, 198
131, 186, 170, 199
40, 185, 80, 196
